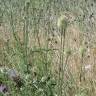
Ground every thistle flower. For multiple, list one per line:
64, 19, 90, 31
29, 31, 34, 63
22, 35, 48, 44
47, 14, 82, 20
0, 84, 8, 93
57, 15, 68, 30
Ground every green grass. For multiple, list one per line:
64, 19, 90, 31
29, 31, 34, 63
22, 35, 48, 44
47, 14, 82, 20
0, 0, 96, 96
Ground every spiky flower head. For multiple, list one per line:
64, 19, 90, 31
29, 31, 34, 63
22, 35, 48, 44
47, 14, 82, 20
57, 15, 68, 30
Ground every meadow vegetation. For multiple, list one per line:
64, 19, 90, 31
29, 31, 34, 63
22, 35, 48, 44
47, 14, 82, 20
0, 0, 96, 96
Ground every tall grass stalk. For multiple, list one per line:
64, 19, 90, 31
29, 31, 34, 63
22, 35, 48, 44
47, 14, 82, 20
23, 1, 30, 73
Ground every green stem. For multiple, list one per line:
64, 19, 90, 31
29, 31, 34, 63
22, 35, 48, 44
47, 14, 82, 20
23, 2, 30, 73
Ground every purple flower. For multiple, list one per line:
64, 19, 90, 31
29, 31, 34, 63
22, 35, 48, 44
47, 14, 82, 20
0, 84, 8, 93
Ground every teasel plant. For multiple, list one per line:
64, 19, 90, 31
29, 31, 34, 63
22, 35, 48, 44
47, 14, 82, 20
57, 15, 69, 96
23, 1, 30, 73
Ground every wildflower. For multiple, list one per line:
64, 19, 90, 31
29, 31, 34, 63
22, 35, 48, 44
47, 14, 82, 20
0, 83, 8, 93
57, 15, 68, 30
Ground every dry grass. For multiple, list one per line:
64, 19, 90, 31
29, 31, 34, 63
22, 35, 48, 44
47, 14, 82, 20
1, 0, 96, 96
